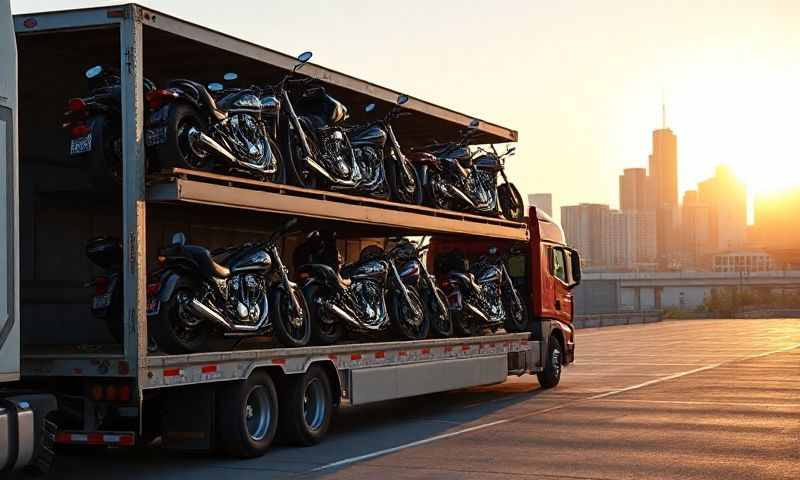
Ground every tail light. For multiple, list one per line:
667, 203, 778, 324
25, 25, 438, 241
70, 122, 91, 138
146, 282, 161, 297
68, 97, 87, 112
145, 89, 178, 109
88, 382, 132, 402
94, 276, 110, 295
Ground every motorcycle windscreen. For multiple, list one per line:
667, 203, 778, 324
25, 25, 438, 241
0, 107, 19, 381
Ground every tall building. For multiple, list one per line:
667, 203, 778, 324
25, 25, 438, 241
618, 168, 654, 212
697, 165, 746, 251
681, 190, 712, 268
649, 128, 679, 266
607, 210, 636, 269
561, 203, 610, 267
527, 193, 553, 217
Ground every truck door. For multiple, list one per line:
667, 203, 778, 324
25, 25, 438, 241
0, 0, 19, 382
550, 247, 573, 324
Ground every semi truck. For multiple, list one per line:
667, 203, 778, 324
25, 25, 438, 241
0, 3, 581, 473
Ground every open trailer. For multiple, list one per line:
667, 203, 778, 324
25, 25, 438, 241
1, 3, 581, 472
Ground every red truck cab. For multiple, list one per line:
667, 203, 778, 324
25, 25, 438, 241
428, 206, 581, 364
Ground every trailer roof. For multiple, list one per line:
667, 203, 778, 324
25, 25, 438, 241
14, 3, 517, 146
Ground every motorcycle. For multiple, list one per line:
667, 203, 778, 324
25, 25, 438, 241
357, 95, 424, 204
147, 71, 286, 182
390, 237, 452, 337
411, 120, 524, 220
276, 52, 391, 199
63, 65, 163, 183
439, 247, 527, 336
85, 236, 160, 350
297, 233, 428, 344
150, 218, 310, 353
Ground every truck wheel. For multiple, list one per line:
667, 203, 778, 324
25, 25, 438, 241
218, 371, 279, 458
278, 365, 333, 446
304, 283, 344, 345
537, 335, 563, 389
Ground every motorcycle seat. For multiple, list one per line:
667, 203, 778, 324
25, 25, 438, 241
183, 245, 231, 279
450, 271, 481, 293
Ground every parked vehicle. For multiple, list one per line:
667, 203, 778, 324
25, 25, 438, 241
356, 95, 423, 204
411, 120, 524, 220
438, 246, 527, 336
390, 237, 453, 337
63, 65, 160, 182
150, 218, 310, 353
276, 52, 391, 199
297, 233, 428, 344
148, 71, 286, 182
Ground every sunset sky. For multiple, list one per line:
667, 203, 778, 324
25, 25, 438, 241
13, 0, 800, 222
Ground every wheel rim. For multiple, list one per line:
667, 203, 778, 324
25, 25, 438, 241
303, 378, 326, 431
245, 385, 272, 441
552, 347, 562, 378
177, 122, 209, 169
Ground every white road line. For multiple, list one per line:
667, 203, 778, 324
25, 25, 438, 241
310, 342, 800, 473
592, 399, 800, 408
572, 362, 706, 366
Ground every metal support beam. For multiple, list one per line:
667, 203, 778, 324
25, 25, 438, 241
120, 6, 146, 391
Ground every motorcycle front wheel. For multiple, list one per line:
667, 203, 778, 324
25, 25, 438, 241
503, 295, 528, 333
271, 285, 311, 348
425, 173, 453, 211
390, 287, 429, 340
286, 120, 320, 190
161, 103, 214, 172
258, 137, 288, 185
149, 278, 210, 354
498, 182, 525, 221
386, 154, 424, 205
452, 308, 476, 337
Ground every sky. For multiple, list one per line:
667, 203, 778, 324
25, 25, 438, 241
12, 0, 800, 222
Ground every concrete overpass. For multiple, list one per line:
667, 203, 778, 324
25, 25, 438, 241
574, 271, 800, 314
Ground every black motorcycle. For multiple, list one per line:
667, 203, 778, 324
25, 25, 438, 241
414, 120, 524, 220
63, 65, 162, 183
358, 95, 424, 204
439, 247, 526, 336
148, 71, 286, 183
151, 219, 310, 353
297, 234, 428, 344
275, 52, 391, 199
390, 237, 452, 337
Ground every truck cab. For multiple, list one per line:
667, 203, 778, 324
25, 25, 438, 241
428, 206, 581, 365
1, 0, 58, 473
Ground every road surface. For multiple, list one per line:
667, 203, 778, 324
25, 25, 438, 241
44, 319, 800, 479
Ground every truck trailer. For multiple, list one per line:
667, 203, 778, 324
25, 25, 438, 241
1, 3, 581, 473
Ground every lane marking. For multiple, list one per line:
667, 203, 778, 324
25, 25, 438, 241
311, 342, 800, 473
592, 399, 800, 408
573, 362, 706, 366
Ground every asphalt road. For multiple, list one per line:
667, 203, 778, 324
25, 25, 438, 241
43, 319, 800, 479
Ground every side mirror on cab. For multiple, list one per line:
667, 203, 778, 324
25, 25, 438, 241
567, 248, 582, 288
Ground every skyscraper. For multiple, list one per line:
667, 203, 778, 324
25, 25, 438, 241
697, 165, 747, 251
561, 203, 610, 267
681, 190, 712, 268
649, 128, 678, 266
618, 168, 655, 212
527, 193, 553, 217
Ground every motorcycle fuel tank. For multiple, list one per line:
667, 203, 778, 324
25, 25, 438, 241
349, 259, 389, 283
217, 91, 262, 114
350, 125, 387, 146
398, 260, 421, 285
473, 153, 502, 172
228, 247, 272, 273
474, 264, 502, 284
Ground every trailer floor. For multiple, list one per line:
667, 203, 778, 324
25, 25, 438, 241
24, 318, 800, 480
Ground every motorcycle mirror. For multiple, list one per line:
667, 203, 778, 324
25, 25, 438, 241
507, 146, 516, 155
85, 65, 103, 79
284, 217, 299, 231
171, 232, 187, 246
488, 246, 498, 255
297, 51, 313, 63
397, 94, 409, 105
208, 82, 224, 92
223, 72, 238, 81
468, 119, 480, 129
365, 103, 376, 113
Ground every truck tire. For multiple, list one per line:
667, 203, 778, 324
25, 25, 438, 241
217, 371, 279, 458
537, 335, 563, 389
278, 365, 333, 446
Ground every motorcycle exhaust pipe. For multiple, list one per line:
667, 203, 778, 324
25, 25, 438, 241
464, 302, 489, 323
305, 158, 337, 183
187, 298, 232, 330
189, 128, 238, 164
324, 302, 382, 331
448, 185, 477, 208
